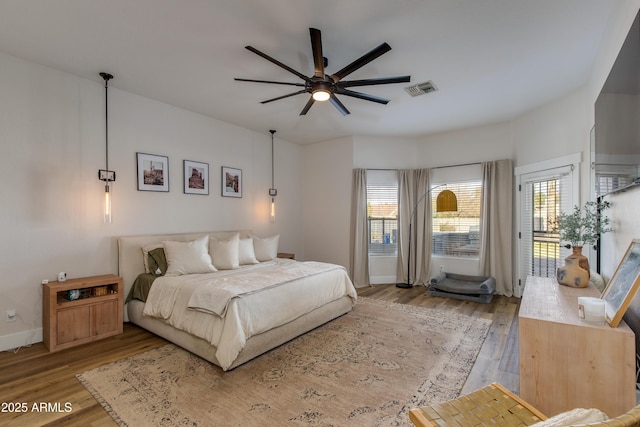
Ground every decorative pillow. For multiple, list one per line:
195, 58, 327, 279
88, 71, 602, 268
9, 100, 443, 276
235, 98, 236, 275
163, 236, 217, 276
210, 234, 240, 270
252, 234, 279, 262
238, 237, 259, 265
141, 243, 164, 273
530, 408, 608, 427
148, 247, 168, 276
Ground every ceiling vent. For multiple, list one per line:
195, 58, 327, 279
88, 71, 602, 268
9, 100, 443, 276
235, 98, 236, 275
404, 80, 438, 97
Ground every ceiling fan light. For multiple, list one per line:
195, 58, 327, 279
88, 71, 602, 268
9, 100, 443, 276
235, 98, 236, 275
312, 89, 331, 101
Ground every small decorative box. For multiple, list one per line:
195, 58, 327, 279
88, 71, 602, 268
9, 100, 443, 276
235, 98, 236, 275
92, 286, 109, 297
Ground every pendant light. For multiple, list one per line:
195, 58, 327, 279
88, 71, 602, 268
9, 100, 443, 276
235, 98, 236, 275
269, 130, 277, 223
98, 72, 116, 223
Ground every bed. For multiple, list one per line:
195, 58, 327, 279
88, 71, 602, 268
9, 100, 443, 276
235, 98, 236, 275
118, 230, 357, 371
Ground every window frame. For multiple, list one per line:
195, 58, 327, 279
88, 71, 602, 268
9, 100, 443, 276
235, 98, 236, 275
366, 170, 398, 257
430, 180, 482, 258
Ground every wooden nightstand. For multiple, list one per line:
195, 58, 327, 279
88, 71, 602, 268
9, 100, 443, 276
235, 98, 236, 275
277, 252, 295, 260
43, 274, 123, 352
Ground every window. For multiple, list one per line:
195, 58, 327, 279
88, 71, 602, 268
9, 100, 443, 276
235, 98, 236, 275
431, 181, 482, 257
596, 173, 632, 196
367, 170, 398, 256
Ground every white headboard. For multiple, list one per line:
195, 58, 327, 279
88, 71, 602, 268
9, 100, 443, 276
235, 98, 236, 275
117, 230, 251, 321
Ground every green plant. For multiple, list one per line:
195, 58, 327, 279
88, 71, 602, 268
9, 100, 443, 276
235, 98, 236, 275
550, 200, 612, 247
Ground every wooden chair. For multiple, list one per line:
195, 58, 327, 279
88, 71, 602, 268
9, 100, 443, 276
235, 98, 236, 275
409, 382, 640, 427
409, 383, 545, 426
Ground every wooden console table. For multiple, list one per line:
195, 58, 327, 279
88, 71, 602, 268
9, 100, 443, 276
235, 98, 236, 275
519, 276, 635, 417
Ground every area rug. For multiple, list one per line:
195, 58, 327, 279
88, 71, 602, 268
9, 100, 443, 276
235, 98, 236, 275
77, 297, 492, 426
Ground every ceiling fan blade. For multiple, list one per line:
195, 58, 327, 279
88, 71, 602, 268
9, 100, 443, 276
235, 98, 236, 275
336, 88, 389, 105
299, 96, 315, 115
245, 45, 311, 82
235, 78, 305, 87
261, 90, 308, 104
339, 75, 411, 88
329, 94, 350, 116
330, 42, 391, 83
310, 28, 325, 78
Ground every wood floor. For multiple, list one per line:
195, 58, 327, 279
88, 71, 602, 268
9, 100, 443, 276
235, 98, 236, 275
0, 284, 520, 426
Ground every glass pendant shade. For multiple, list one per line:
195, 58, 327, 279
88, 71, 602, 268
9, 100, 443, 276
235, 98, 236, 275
104, 183, 112, 223
270, 197, 276, 223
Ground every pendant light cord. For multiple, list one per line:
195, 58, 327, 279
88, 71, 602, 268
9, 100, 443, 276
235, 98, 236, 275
105, 79, 109, 174
100, 72, 113, 180
270, 130, 276, 189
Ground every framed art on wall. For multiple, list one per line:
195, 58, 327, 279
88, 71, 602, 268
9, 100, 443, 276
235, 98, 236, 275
222, 166, 242, 198
183, 160, 209, 195
601, 239, 640, 327
137, 153, 169, 192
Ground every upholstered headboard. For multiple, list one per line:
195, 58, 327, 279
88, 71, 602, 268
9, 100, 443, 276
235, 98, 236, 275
117, 230, 251, 321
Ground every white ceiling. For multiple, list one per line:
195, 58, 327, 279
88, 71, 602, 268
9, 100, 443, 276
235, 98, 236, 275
0, 0, 618, 144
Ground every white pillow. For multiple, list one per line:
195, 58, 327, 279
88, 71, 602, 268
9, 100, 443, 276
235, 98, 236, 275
210, 234, 240, 270
163, 236, 217, 276
238, 237, 259, 265
530, 408, 608, 427
252, 234, 279, 262
141, 243, 164, 273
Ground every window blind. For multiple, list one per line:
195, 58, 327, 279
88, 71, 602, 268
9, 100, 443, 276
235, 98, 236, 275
431, 181, 482, 258
366, 170, 398, 256
520, 166, 572, 280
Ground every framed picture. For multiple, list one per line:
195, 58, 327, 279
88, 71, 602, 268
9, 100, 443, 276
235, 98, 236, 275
183, 160, 209, 195
601, 239, 640, 327
137, 153, 169, 192
221, 166, 242, 198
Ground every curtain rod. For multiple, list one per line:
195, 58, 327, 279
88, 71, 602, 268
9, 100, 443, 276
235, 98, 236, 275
366, 161, 482, 171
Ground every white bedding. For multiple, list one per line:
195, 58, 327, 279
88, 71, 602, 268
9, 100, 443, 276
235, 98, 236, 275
142, 259, 357, 370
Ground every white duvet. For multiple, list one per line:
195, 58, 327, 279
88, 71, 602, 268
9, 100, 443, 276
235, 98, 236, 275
142, 259, 357, 370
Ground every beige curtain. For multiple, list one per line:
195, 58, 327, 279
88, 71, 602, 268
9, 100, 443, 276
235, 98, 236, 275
396, 170, 413, 284
414, 169, 432, 285
350, 169, 370, 287
479, 159, 513, 296
397, 169, 431, 285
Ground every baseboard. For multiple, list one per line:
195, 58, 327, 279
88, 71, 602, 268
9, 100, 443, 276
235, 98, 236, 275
369, 276, 398, 285
0, 328, 43, 352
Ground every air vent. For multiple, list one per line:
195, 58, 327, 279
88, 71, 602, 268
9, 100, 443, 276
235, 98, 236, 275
404, 80, 438, 97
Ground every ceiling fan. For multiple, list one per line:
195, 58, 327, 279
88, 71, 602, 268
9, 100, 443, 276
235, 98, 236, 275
234, 28, 410, 116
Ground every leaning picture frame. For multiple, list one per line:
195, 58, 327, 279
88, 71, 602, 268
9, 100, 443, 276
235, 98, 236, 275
137, 153, 169, 192
601, 239, 640, 327
183, 160, 209, 195
221, 166, 242, 198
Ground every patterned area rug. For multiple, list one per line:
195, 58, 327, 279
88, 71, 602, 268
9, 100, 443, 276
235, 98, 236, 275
77, 297, 492, 426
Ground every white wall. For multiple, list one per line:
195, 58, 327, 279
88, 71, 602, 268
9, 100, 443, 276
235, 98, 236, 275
600, 189, 640, 280
301, 137, 353, 267
353, 135, 419, 169
0, 52, 303, 350
417, 122, 514, 167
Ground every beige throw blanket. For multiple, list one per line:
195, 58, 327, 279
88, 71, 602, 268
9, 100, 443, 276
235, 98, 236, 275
187, 260, 343, 316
